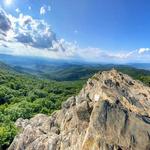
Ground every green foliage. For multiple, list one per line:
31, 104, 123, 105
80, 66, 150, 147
115, 66, 150, 86
0, 123, 17, 149
0, 69, 84, 149
139, 76, 150, 86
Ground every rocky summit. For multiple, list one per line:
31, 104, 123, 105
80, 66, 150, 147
8, 69, 150, 150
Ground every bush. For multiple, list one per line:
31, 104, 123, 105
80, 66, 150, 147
0, 123, 17, 149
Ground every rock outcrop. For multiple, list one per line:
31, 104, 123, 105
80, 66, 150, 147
8, 69, 150, 150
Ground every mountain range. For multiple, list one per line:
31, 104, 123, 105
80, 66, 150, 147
0, 54, 150, 81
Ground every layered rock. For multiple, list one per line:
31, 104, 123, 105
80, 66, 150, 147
8, 69, 150, 150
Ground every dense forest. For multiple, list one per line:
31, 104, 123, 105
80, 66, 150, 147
0, 67, 84, 149
0, 62, 150, 149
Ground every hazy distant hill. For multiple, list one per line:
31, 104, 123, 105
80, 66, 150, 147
0, 61, 18, 74
0, 54, 150, 82
128, 63, 150, 71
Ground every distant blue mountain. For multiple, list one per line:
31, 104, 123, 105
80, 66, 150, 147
0, 54, 149, 69
0, 54, 149, 81
127, 63, 150, 71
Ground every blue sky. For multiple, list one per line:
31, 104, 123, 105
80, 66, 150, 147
0, 0, 149, 63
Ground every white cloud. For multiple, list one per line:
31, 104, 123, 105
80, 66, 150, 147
40, 5, 51, 15
15, 8, 20, 13
0, 41, 64, 59
74, 48, 135, 62
0, 8, 64, 51
28, 6, 31, 10
0, 8, 11, 34
138, 48, 150, 54
5, 12, 59, 49
40, 6, 46, 15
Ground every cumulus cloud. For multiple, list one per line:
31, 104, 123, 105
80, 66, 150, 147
0, 8, 149, 63
28, 6, 31, 10
40, 5, 51, 15
0, 10, 61, 50
0, 8, 67, 56
0, 8, 11, 34
40, 6, 46, 15
14, 14, 58, 49
138, 48, 150, 54
15, 8, 20, 13
74, 48, 136, 63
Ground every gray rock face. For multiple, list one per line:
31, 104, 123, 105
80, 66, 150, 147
8, 69, 150, 150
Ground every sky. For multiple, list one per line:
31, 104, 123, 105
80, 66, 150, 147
0, 0, 149, 63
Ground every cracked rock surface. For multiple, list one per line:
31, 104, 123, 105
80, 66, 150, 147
8, 69, 150, 150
